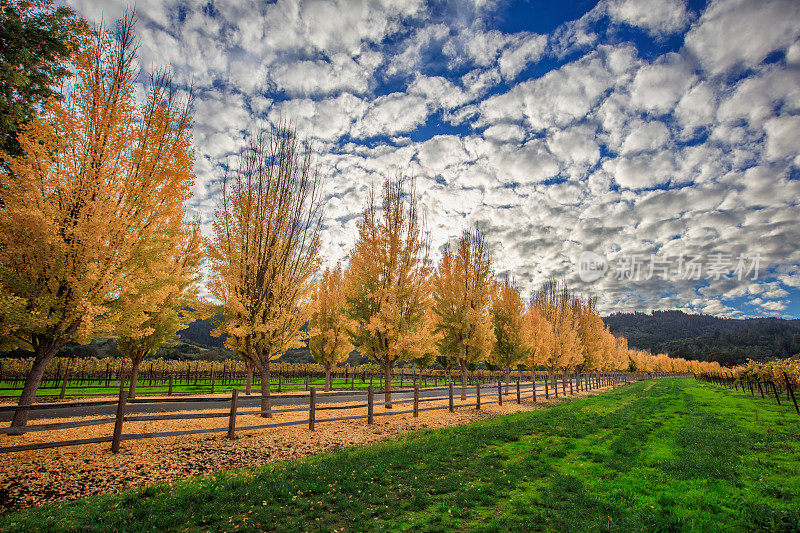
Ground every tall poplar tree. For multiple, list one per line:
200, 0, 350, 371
308, 265, 354, 391
344, 176, 432, 408
489, 278, 530, 392
207, 126, 323, 417
431, 228, 494, 400
0, 15, 195, 427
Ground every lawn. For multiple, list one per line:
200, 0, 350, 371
0, 377, 417, 397
2, 378, 798, 532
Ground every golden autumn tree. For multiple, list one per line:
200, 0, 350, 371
115, 221, 203, 398
0, 15, 195, 427
405, 307, 441, 382
489, 278, 530, 392
532, 279, 583, 391
207, 126, 322, 417
574, 297, 606, 371
431, 228, 494, 399
524, 303, 554, 382
344, 176, 432, 408
308, 265, 354, 391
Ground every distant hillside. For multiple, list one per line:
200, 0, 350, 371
604, 310, 800, 366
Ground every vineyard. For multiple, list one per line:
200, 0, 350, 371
0, 353, 718, 401
696, 356, 800, 414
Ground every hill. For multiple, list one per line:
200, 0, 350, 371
604, 310, 800, 365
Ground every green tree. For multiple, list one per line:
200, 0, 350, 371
0, 0, 87, 155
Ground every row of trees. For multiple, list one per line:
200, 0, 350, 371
0, 13, 719, 428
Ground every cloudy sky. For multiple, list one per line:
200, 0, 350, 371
69, 0, 800, 318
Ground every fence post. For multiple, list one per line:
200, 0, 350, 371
449, 382, 454, 412
309, 387, 316, 431
211, 371, 215, 394
498, 381, 503, 406
278, 372, 282, 393
413, 383, 419, 417
59, 371, 68, 400
367, 385, 374, 425
168, 374, 173, 396
228, 389, 239, 439
516, 378, 521, 404
111, 389, 128, 454
476, 383, 481, 410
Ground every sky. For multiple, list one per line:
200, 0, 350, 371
68, 0, 800, 319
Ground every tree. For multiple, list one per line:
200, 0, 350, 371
0, 15, 195, 427
489, 278, 530, 392
207, 126, 323, 417
0, 0, 88, 155
431, 228, 494, 400
531, 279, 583, 391
405, 307, 441, 383
524, 303, 554, 383
574, 297, 606, 371
115, 221, 203, 399
308, 265, 354, 391
344, 176, 432, 408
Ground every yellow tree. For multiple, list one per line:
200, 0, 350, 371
405, 307, 441, 382
0, 15, 194, 427
532, 280, 583, 390
431, 228, 494, 399
308, 265, 354, 391
524, 303, 554, 383
490, 278, 530, 392
115, 221, 203, 398
574, 298, 606, 371
207, 126, 323, 417
344, 176, 432, 408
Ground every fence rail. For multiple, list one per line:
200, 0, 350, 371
0, 372, 684, 454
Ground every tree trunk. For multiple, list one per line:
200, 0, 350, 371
324, 366, 331, 392
505, 365, 511, 394
245, 363, 252, 395
260, 359, 271, 418
383, 362, 392, 409
128, 359, 141, 400
461, 361, 467, 400
11, 343, 61, 428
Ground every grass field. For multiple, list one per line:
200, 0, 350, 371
0, 377, 417, 398
2, 377, 798, 532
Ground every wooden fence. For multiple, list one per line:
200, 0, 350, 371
0, 372, 684, 454
0, 366, 551, 399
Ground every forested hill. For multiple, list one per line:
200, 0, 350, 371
603, 310, 800, 366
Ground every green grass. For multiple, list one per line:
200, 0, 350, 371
0, 377, 422, 397
2, 378, 799, 532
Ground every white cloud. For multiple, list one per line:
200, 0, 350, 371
619, 121, 671, 155
629, 53, 696, 114
355, 93, 430, 138
606, 0, 689, 35
498, 33, 547, 80
763, 115, 800, 165
270, 55, 372, 96
408, 75, 472, 110
685, 0, 800, 75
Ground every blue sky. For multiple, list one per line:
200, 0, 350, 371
70, 0, 800, 318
